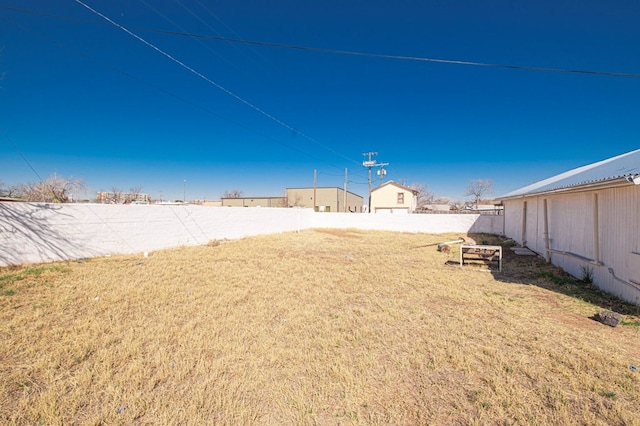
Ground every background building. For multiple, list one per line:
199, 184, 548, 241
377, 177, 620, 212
96, 191, 151, 204
221, 197, 286, 207
286, 187, 363, 212
497, 148, 640, 305
370, 181, 418, 214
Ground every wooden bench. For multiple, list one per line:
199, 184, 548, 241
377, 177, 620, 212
460, 245, 502, 272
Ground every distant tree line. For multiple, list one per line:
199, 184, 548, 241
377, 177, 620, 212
1, 175, 495, 207
0, 174, 155, 204
0, 173, 84, 203
409, 179, 495, 212
222, 189, 244, 198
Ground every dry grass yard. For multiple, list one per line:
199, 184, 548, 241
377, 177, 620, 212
1, 229, 639, 425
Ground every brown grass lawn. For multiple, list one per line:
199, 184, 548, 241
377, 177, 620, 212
1, 229, 639, 425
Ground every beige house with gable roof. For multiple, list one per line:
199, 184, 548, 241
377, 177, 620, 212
370, 181, 418, 214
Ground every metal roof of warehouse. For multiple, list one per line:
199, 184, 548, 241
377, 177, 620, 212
498, 148, 640, 199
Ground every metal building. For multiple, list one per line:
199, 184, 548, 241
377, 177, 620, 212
286, 187, 363, 212
497, 149, 640, 305
221, 197, 286, 207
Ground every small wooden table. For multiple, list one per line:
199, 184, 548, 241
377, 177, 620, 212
460, 245, 502, 272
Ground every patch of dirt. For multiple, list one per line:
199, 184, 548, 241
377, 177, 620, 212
312, 228, 363, 238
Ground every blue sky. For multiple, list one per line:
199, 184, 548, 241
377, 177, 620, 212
1, 1, 639, 202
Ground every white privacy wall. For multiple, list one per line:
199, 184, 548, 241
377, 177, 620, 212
0, 203, 312, 267
0, 202, 502, 267
310, 212, 503, 235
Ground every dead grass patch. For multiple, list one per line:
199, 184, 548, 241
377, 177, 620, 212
313, 228, 364, 238
1, 229, 639, 425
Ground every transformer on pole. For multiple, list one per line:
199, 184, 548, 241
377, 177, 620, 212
362, 152, 388, 213
362, 152, 377, 213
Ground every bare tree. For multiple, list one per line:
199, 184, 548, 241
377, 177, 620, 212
465, 179, 494, 209
449, 199, 464, 211
19, 173, 84, 203
0, 181, 20, 198
129, 186, 143, 203
277, 190, 288, 207
409, 183, 434, 210
95, 187, 123, 204
108, 186, 124, 204
222, 189, 243, 198
433, 196, 450, 204
288, 192, 303, 207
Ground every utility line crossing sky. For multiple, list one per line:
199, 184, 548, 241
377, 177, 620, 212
1, 1, 639, 202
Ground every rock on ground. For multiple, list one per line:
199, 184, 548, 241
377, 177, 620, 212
594, 310, 623, 327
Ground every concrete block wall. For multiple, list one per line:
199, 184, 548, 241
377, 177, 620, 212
311, 212, 503, 235
0, 203, 311, 267
0, 202, 502, 267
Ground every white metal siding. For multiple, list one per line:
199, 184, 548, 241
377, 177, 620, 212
503, 199, 524, 245
526, 198, 541, 253
503, 185, 640, 305
549, 192, 595, 261
597, 186, 640, 303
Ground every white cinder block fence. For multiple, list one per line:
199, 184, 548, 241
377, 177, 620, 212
312, 212, 502, 234
0, 202, 502, 267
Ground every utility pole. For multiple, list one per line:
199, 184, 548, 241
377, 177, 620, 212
313, 169, 317, 211
362, 152, 377, 213
343, 168, 348, 212
183, 179, 186, 203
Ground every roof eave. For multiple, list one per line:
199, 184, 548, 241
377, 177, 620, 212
497, 177, 634, 201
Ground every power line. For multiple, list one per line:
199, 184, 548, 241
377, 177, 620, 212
225, 41, 640, 79
0, 126, 45, 184
0, 15, 353, 177
174, 0, 271, 69
2, 5, 639, 79
137, 0, 241, 70
73, 0, 362, 168
318, 171, 346, 177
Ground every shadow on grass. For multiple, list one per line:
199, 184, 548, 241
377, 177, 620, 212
447, 233, 640, 318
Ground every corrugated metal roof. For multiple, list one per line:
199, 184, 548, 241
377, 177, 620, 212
499, 148, 640, 198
